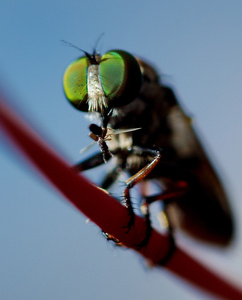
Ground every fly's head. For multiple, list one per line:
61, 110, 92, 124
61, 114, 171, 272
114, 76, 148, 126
63, 49, 143, 130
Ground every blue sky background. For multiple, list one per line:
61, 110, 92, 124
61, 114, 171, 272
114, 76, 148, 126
1, 1, 242, 299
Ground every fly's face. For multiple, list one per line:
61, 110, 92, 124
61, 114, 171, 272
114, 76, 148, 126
63, 50, 143, 115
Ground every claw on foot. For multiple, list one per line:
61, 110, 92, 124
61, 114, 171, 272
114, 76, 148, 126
102, 231, 123, 246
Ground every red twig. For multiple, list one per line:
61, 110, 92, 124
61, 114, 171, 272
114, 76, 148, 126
0, 93, 242, 299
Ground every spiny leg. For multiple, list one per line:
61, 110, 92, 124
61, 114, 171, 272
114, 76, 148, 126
121, 148, 162, 246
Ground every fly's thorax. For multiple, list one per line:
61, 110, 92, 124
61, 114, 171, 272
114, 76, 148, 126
135, 57, 161, 97
135, 57, 159, 83
111, 98, 146, 125
87, 64, 108, 112
125, 152, 157, 176
107, 132, 133, 152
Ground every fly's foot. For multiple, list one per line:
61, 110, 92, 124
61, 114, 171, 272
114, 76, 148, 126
102, 231, 123, 247
102, 206, 135, 247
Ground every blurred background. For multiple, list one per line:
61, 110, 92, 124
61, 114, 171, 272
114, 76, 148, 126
1, 1, 242, 299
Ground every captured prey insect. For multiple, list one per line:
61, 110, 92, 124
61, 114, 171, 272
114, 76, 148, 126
63, 48, 234, 260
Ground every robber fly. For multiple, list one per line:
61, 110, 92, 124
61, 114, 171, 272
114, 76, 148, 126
63, 48, 234, 259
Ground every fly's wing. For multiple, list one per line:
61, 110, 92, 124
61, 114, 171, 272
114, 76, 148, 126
134, 59, 234, 246
137, 60, 234, 245
164, 100, 234, 246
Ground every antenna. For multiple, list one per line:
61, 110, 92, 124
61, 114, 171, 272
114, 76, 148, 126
61, 39, 98, 64
92, 33, 105, 55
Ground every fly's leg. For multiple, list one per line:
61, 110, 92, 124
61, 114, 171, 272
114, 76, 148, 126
143, 180, 188, 205
142, 180, 189, 264
158, 205, 176, 265
102, 147, 162, 247
74, 152, 121, 188
124, 148, 162, 228
119, 147, 162, 248
73, 152, 107, 172
102, 232, 123, 246
138, 200, 152, 248
100, 164, 123, 190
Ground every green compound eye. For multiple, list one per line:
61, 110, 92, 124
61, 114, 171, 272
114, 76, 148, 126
63, 50, 142, 113
100, 50, 142, 109
63, 56, 89, 111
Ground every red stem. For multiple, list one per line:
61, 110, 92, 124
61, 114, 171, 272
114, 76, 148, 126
0, 93, 242, 299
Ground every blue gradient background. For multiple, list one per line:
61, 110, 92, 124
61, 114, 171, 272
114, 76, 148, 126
1, 1, 242, 299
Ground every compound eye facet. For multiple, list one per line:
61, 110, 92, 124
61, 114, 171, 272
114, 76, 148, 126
63, 56, 89, 111
100, 50, 142, 108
